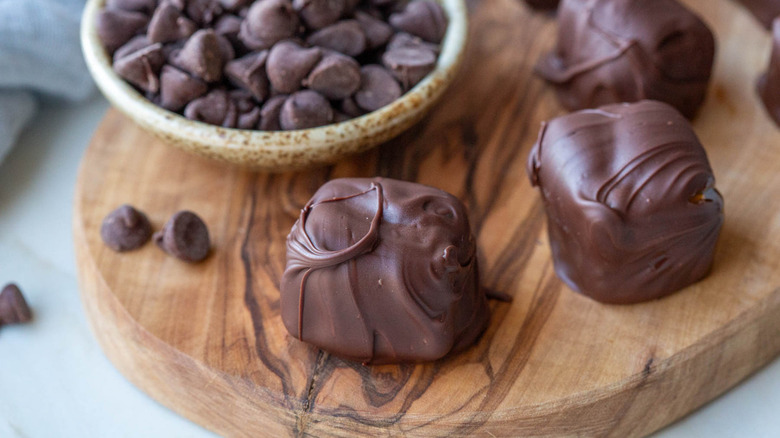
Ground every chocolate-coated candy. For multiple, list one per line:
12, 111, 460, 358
733, 0, 780, 29
160, 65, 209, 111
535, 0, 715, 119
294, 0, 346, 30
101, 204, 154, 252
154, 211, 211, 263
259, 95, 288, 130
305, 52, 361, 99
527, 100, 724, 304
225, 51, 270, 100
239, 0, 300, 50
98, 8, 149, 54
354, 64, 402, 111
280, 90, 334, 129
389, 0, 447, 44
113, 43, 165, 93
355, 11, 394, 49
382, 46, 436, 89
172, 29, 224, 82
147, 3, 197, 43
281, 177, 489, 364
107, 0, 157, 14
524, 0, 559, 10
0, 284, 32, 326
267, 41, 322, 93
758, 17, 780, 126
306, 20, 367, 57
184, 89, 235, 126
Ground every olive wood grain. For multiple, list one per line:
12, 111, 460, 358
74, 0, 780, 436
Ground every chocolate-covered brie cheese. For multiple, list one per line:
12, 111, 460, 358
281, 177, 489, 364
536, 0, 715, 119
527, 100, 724, 304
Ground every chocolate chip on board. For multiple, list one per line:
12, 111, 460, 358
100, 204, 153, 252
154, 211, 212, 263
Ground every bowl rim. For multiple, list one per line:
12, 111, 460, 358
81, 0, 469, 155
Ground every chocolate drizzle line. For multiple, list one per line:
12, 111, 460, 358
289, 182, 384, 340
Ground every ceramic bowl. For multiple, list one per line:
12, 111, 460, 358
81, 0, 468, 171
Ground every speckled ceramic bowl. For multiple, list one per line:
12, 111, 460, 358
81, 0, 467, 171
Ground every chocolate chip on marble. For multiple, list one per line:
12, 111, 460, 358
98, 8, 149, 54
0, 284, 32, 326
389, 0, 447, 44
259, 95, 288, 130
184, 89, 236, 126
280, 90, 334, 129
239, 0, 300, 50
107, 0, 157, 14
293, 0, 346, 30
172, 29, 224, 82
225, 51, 269, 100
386, 31, 439, 54
147, 3, 197, 43
355, 11, 393, 49
185, 0, 223, 25
381, 46, 436, 89
305, 52, 361, 99
100, 204, 154, 252
267, 41, 322, 93
154, 211, 211, 263
113, 43, 165, 93
160, 65, 209, 111
354, 64, 402, 111
306, 20, 367, 57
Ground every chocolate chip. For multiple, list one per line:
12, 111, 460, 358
355, 11, 394, 49
154, 211, 211, 263
160, 65, 209, 111
389, 0, 447, 44
172, 29, 224, 82
333, 111, 351, 122
219, 0, 251, 11
267, 41, 322, 93
305, 52, 361, 99
186, 0, 223, 25
107, 0, 157, 14
225, 51, 269, 100
216, 34, 236, 62
113, 35, 152, 63
239, 0, 300, 50
230, 90, 263, 129
113, 43, 165, 93
306, 20, 367, 57
214, 14, 243, 44
184, 89, 235, 126
148, 3, 197, 44
98, 8, 149, 54
381, 46, 436, 89
280, 90, 334, 129
101, 204, 154, 252
387, 31, 439, 54
293, 0, 346, 30
339, 95, 366, 117
259, 95, 288, 130
354, 64, 402, 111
0, 284, 32, 326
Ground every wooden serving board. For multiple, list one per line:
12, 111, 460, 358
74, 0, 780, 436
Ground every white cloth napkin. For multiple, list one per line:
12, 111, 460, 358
0, 0, 94, 163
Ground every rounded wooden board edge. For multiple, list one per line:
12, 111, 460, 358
72, 117, 780, 437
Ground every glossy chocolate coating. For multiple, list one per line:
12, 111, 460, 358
281, 177, 489, 364
734, 0, 780, 30
527, 100, 724, 304
759, 17, 780, 126
536, 0, 715, 119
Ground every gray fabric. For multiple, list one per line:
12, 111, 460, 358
0, 0, 93, 163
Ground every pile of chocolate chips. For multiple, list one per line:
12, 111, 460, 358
98, 0, 447, 130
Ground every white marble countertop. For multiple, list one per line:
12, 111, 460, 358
0, 94, 777, 437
